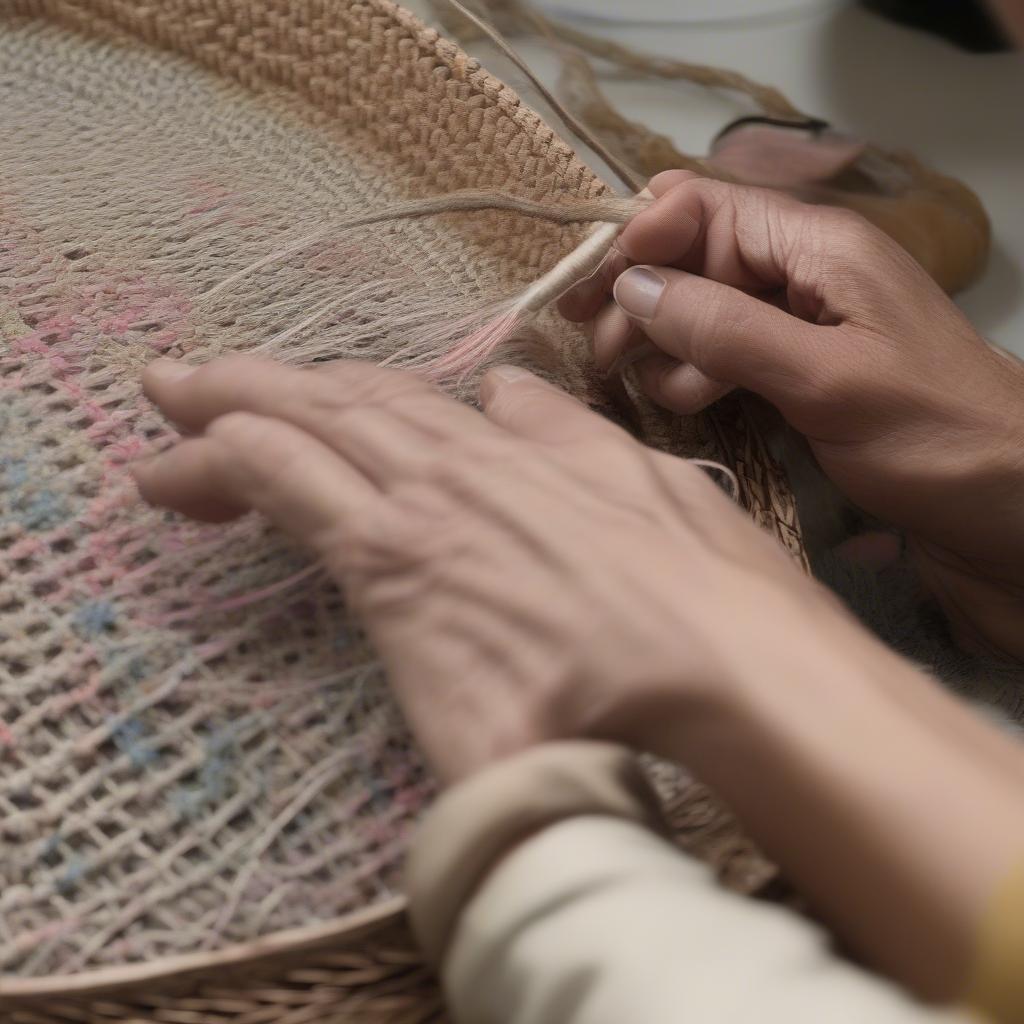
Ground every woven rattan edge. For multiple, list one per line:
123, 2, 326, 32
383, 0, 611, 197
11, 0, 609, 208
0, 896, 408, 1002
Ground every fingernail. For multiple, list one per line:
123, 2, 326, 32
613, 267, 665, 322
146, 358, 195, 382
489, 364, 534, 384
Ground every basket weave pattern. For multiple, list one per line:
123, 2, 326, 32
0, 0, 803, 1007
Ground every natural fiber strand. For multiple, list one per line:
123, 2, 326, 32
0, 0, 805, 993
439, 0, 646, 191
202, 188, 650, 383
434, 0, 808, 120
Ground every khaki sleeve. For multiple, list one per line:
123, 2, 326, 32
406, 742, 981, 1024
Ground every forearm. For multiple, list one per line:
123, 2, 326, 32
659, 614, 1024, 1001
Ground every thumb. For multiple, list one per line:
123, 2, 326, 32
478, 365, 614, 444
613, 265, 836, 414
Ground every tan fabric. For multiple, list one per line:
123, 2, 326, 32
408, 742, 981, 1024
968, 859, 1024, 1024
405, 741, 666, 963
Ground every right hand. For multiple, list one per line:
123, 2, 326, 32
559, 170, 1024, 660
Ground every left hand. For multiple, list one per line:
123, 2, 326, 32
133, 355, 857, 783
134, 356, 1024, 1001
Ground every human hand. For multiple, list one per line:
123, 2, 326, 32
560, 171, 1024, 659
133, 356, 1024, 1002
133, 356, 865, 783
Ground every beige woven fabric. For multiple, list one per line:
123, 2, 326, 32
0, 0, 798, 981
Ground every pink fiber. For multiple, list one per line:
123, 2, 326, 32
48, 672, 102, 717
150, 562, 325, 627
422, 307, 524, 383
198, 562, 325, 614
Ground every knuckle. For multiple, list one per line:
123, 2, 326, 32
648, 168, 700, 194
816, 206, 893, 261
687, 175, 732, 204
194, 353, 266, 388
206, 410, 271, 449
790, 206, 891, 288
819, 206, 877, 249
321, 362, 428, 404
300, 365, 435, 427
425, 445, 485, 494
710, 178, 802, 224
345, 492, 457, 582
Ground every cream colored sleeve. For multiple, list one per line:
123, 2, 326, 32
406, 742, 981, 1024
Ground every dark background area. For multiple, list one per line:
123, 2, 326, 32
862, 0, 1011, 51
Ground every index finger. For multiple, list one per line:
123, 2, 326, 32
142, 356, 499, 488
616, 177, 796, 292
560, 175, 813, 325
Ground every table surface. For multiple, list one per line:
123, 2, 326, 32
419, 0, 1024, 355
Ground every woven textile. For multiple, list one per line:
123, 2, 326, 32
0, 0, 797, 981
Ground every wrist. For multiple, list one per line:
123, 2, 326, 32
650, 612, 1024, 999
920, 353, 1024, 571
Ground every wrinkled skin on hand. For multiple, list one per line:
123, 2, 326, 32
132, 343, 1024, 1009
133, 357, 857, 782
560, 170, 1024, 661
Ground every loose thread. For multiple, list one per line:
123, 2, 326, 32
149, 562, 328, 627
193, 185, 654, 385
201, 189, 645, 302
411, 188, 653, 382
517, 216, 631, 312
440, 0, 645, 191
689, 460, 741, 502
